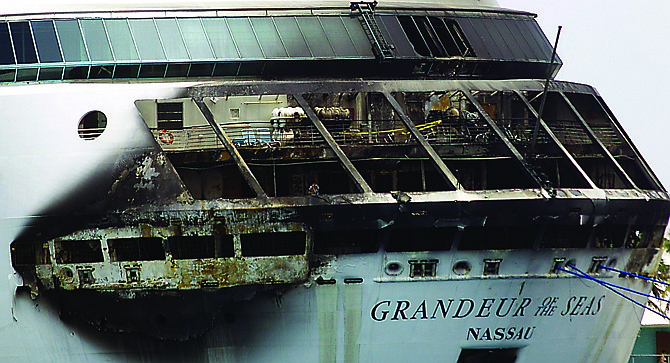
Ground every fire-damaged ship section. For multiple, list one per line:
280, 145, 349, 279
10, 78, 669, 339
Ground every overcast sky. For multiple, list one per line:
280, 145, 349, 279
500, 0, 670, 189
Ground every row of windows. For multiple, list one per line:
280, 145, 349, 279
0, 16, 375, 66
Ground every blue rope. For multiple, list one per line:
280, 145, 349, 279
559, 264, 670, 320
598, 265, 670, 287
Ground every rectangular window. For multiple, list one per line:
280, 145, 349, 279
319, 17, 357, 57
128, 19, 166, 61
55, 240, 104, 264
177, 18, 215, 60
108, 237, 165, 261
273, 17, 311, 57
55, 20, 89, 62
227, 17, 264, 58
240, 231, 306, 256
10, 22, 38, 64
155, 19, 189, 60
202, 18, 239, 59
250, 18, 287, 58
0, 23, 15, 64
157, 102, 184, 129
168, 235, 234, 259
31, 20, 62, 63
81, 19, 113, 61
295, 17, 334, 57
105, 19, 139, 61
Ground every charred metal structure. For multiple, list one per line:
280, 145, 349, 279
3, 0, 669, 361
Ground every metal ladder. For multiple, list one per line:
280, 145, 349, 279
350, 1, 395, 62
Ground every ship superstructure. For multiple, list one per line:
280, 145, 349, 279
0, 1, 668, 362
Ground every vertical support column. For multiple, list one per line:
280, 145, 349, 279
381, 92, 461, 190
558, 92, 639, 189
193, 98, 268, 198
461, 90, 544, 189
293, 94, 374, 194
515, 91, 598, 189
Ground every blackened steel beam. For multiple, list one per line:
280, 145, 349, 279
194, 98, 268, 198
293, 94, 374, 194
382, 92, 460, 190
558, 92, 638, 190
515, 91, 598, 189
461, 90, 544, 189
590, 94, 664, 191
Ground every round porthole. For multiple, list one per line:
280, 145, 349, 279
385, 261, 404, 276
453, 261, 471, 275
78, 111, 107, 140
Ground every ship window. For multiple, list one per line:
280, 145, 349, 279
593, 225, 626, 248
250, 17, 288, 58
295, 17, 335, 57
55, 240, 104, 264
202, 18, 240, 59
458, 348, 518, 363
108, 237, 165, 261
10, 22, 37, 64
319, 17, 357, 57
104, 19, 139, 61
240, 231, 307, 256
155, 19, 189, 60
128, 19, 166, 61
168, 235, 235, 259
541, 225, 591, 248
483, 259, 502, 275
227, 18, 264, 59
10, 242, 50, 266
0, 23, 15, 64
459, 226, 538, 250
273, 17, 311, 58
409, 259, 438, 278
31, 20, 62, 63
178, 18, 215, 60
398, 16, 430, 56
55, 20, 89, 62
387, 227, 455, 252
157, 102, 184, 130
313, 230, 380, 254
341, 16, 374, 57
78, 110, 107, 140
81, 19, 113, 61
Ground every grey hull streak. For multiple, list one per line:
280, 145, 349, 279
9, 78, 670, 340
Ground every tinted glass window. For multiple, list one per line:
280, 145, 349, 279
250, 18, 287, 58
178, 18, 214, 60
55, 20, 88, 62
128, 19, 166, 61
0, 23, 15, 64
295, 17, 334, 57
10, 22, 37, 64
31, 21, 62, 63
341, 16, 374, 56
155, 18, 189, 60
227, 17, 263, 58
81, 19, 113, 61
274, 17, 311, 57
319, 17, 357, 57
105, 19, 139, 61
202, 18, 239, 59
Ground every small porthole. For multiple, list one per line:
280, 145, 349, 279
78, 111, 107, 140
385, 261, 404, 276
453, 261, 471, 275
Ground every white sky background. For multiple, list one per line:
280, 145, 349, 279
500, 0, 670, 190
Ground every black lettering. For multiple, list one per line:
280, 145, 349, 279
371, 300, 391, 321
570, 296, 588, 316
512, 298, 532, 317
561, 296, 577, 316
410, 300, 428, 320
581, 297, 596, 315
476, 298, 495, 318
467, 328, 480, 340
431, 299, 454, 319
391, 300, 411, 320
506, 327, 516, 340
480, 328, 492, 341
494, 327, 505, 341
496, 298, 516, 317
593, 295, 606, 315
513, 328, 524, 340
453, 299, 475, 318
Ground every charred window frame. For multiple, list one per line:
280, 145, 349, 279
240, 231, 307, 257
108, 237, 166, 261
55, 240, 104, 264
157, 102, 184, 130
398, 16, 474, 58
168, 235, 235, 259
10, 242, 50, 267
